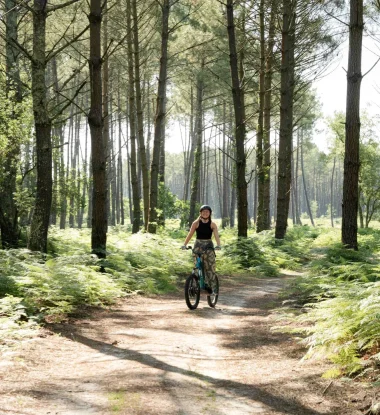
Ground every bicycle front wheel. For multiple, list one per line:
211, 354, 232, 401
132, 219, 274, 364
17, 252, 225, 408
207, 275, 219, 308
185, 274, 200, 310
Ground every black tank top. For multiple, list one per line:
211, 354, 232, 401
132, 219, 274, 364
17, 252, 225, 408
196, 220, 213, 240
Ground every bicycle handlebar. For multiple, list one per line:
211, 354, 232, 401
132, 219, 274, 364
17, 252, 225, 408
185, 246, 215, 256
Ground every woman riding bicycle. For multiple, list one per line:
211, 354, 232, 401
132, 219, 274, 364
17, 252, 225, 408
181, 205, 221, 294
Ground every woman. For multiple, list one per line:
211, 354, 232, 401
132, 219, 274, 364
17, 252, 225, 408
182, 205, 221, 294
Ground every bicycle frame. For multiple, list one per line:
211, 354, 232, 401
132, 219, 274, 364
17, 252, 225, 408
188, 246, 214, 290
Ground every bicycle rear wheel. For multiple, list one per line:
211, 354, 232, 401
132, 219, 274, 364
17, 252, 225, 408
185, 274, 200, 310
207, 275, 219, 308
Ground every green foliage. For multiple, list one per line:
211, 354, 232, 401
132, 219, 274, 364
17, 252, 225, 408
0, 227, 195, 329
158, 183, 181, 220
281, 227, 380, 377
175, 199, 191, 229
221, 226, 318, 276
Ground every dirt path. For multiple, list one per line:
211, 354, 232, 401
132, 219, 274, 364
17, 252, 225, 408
0, 275, 370, 415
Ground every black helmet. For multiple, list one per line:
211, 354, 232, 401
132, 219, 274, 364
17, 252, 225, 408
199, 205, 212, 213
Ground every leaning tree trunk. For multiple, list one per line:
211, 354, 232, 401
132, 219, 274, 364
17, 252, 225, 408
88, 0, 107, 257
342, 0, 363, 250
226, 0, 248, 238
275, 0, 295, 239
28, 0, 53, 253
148, 0, 170, 233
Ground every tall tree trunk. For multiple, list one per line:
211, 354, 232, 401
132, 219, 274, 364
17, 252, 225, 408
226, 0, 248, 238
294, 130, 302, 225
148, 0, 170, 233
158, 124, 166, 227
116, 80, 122, 225
221, 102, 229, 228
28, 0, 52, 253
183, 87, 195, 202
110, 102, 117, 226
263, 0, 277, 230
256, 0, 265, 233
102, 1, 111, 227
275, 0, 295, 239
69, 111, 80, 227
132, 0, 150, 230
127, 0, 140, 233
342, 0, 363, 250
188, 76, 203, 227
88, 0, 107, 257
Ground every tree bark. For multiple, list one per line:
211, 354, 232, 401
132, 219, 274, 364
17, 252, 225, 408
183, 87, 195, 202
342, 0, 363, 250
148, 0, 170, 233
188, 75, 204, 227
256, 0, 265, 233
127, 0, 141, 233
221, 101, 229, 228
132, 0, 150, 230
226, 0, 248, 238
88, 0, 107, 257
275, 0, 295, 239
28, 0, 52, 253
262, 0, 277, 230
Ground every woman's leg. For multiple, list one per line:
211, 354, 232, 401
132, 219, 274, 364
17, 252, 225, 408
203, 249, 216, 291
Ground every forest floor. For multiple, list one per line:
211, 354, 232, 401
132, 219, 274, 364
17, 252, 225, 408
0, 273, 377, 415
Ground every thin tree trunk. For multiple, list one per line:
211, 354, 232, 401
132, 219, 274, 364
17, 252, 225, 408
330, 156, 336, 227
132, 0, 150, 230
300, 131, 315, 226
148, 0, 170, 233
183, 87, 195, 202
127, 0, 140, 233
342, 0, 363, 250
221, 102, 229, 228
294, 130, 302, 225
110, 97, 117, 226
262, 0, 277, 230
226, 0, 248, 238
188, 75, 203, 227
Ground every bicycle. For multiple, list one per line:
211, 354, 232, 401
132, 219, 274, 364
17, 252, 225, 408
183, 246, 219, 310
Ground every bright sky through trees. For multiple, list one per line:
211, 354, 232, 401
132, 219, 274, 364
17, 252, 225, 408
315, 36, 380, 152
166, 37, 380, 155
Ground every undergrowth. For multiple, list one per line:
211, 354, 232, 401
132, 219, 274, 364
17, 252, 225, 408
279, 227, 380, 379
0, 224, 193, 340
3, 220, 380, 381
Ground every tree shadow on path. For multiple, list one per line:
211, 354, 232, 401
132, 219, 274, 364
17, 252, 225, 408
56, 328, 330, 415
